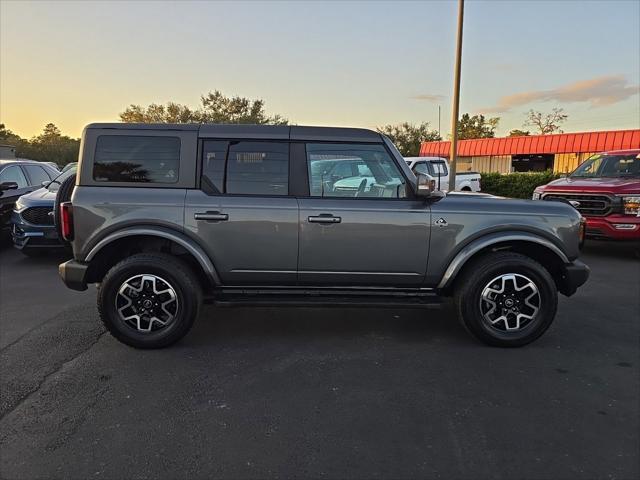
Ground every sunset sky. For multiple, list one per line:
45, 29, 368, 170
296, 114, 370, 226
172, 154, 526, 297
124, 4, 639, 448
1, 0, 639, 139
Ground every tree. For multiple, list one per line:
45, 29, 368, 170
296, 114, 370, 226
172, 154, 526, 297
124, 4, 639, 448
524, 108, 568, 135
119, 103, 197, 123
40, 123, 62, 138
456, 113, 500, 140
376, 122, 442, 157
199, 91, 288, 125
119, 90, 288, 125
0, 123, 80, 167
0, 124, 22, 146
508, 129, 530, 137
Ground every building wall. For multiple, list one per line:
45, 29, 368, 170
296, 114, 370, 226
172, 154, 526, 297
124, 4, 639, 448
455, 152, 602, 174
456, 155, 512, 174
0, 145, 16, 159
553, 152, 597, 174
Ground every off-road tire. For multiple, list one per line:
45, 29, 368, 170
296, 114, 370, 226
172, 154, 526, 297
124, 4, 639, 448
454, 251, 558, 347
53, 174, 76, 244
97, 253, 202, 349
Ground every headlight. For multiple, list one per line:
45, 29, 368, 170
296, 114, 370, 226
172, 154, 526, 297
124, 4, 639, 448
622, 196, 640, 216
14, 198, 26, 212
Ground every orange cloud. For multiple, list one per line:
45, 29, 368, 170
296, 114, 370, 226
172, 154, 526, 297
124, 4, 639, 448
482, 75, 639, 113
411, 94, 446, 102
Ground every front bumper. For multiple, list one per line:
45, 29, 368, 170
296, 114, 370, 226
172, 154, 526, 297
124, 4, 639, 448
11, 210, 63, 250
59, 259, 89, 291
585, 214, 640, 241
560, 260, 590, 296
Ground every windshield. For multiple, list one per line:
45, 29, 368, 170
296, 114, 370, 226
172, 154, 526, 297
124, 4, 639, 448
47, 167, 76, 192
571, 153, 640, 178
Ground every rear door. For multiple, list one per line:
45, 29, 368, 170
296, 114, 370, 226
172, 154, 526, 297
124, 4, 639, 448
184, 139, 299, 285
297, 143, 430, 286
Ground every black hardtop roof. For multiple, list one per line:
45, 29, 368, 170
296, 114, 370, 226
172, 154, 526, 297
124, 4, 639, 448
85, 123, 384, 143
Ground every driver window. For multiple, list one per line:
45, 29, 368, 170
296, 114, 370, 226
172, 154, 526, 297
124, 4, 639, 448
413, 162, 430, 176
306, 143, 406, 198
0, 166, 28, 188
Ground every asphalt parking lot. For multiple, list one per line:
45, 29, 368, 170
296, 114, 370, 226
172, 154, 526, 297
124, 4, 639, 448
0, 240, 638, 479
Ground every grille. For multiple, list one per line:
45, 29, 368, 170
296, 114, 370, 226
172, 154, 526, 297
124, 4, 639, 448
542, 193, 612, 216
22, 206, 54, 225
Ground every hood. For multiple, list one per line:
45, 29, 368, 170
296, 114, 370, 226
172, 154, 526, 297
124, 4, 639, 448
542, 176, 640, 195
440, 189, 582, 222
18, 187, 56, 206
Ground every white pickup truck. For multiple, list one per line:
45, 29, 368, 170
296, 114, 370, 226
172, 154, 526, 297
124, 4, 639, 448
405, 156, 481, 192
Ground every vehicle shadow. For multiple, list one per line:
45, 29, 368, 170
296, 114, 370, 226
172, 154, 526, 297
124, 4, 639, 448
582, 239, 640, 260
0, 233, 13, 249
0, 247, 72, 265
186, 302, 470, 346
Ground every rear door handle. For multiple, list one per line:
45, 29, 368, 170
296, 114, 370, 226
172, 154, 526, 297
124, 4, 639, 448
194, 211, 229, 222
308, 214, 341, 224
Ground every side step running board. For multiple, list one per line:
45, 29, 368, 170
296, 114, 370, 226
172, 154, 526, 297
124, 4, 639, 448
209, 287, 446, 308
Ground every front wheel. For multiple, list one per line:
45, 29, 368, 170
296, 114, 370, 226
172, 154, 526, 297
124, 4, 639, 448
454, 252, 558, 347
98, 253, 202, 348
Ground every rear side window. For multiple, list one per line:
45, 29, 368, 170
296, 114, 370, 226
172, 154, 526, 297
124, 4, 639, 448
227, 142, 289, 195
93, 136, 180, 183
24, 165, 53, 185
430, 162, 448, 176
202, 140, 289, 195
202, 141, 228, 193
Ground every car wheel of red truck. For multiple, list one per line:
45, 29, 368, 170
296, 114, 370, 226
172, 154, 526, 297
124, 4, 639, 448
454, 251, 558, 347
97, 253, 202, 349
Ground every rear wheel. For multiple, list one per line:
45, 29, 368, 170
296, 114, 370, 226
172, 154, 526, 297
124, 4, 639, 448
454, 251, 558, 347
98, 253, 202, 349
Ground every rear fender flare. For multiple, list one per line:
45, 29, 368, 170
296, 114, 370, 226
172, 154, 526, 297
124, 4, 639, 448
85, 226, 221, 286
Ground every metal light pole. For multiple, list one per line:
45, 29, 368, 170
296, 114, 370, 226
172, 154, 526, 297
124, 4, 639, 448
448, 0, 464, 192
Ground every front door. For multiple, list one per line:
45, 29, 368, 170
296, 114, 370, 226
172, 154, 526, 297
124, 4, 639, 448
0, 165, 33, 226
298, 143, 431, 286
185, 140, 298, 285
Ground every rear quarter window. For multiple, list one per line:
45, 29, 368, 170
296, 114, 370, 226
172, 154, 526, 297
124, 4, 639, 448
93, 136, 180, 183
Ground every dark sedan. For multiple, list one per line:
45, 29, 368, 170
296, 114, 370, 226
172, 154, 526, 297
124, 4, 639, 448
1, 159, 60, 233
11, 167, 75, 255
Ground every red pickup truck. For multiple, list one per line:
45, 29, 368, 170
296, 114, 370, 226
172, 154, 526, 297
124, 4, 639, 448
533, 150, 640, 241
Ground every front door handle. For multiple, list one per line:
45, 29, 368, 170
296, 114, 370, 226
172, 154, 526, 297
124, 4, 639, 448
194, 211, 229, 222
308, 214, 341, 224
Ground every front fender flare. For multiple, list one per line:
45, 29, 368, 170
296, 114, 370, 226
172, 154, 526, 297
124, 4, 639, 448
85, 226, 220, 286
437, 231, 569, 289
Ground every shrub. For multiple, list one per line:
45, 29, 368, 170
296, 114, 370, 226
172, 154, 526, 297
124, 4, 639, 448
480, 171, 561, 199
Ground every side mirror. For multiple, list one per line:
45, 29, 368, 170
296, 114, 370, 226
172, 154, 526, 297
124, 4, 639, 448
0, 181, 19, 192
42, 180, 51, 188
415, 173, 445, 199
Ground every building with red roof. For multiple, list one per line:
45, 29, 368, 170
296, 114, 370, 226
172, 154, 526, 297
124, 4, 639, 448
419, 129, 640, 174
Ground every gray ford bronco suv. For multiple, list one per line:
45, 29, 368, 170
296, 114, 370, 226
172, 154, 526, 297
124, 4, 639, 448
58, 123, 589, 348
